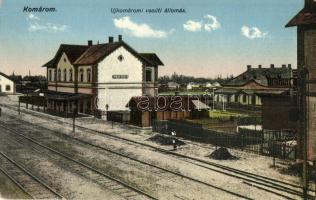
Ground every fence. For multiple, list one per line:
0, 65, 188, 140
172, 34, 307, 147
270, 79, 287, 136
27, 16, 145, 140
107, 111, 130, 123
213, 102, 262, 112
152, 120, 296, 160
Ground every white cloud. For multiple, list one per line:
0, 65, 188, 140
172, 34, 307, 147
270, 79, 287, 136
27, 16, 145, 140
183, 20, 202, 32
183, 14, 220, 33
0, 0, 3, 8
26, 13, 69, 33
204, 15, 220, 31
241, 26, 267, 39
28, 13, 40, 21
28, 22, 69, 32
113, 16, 173, 38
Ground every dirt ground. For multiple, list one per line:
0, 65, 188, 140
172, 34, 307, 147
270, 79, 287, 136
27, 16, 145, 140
0, 170, 31, 199
0, 95, 311, 199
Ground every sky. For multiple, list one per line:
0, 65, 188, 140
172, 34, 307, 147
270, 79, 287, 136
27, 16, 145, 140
0, 0, 303, 78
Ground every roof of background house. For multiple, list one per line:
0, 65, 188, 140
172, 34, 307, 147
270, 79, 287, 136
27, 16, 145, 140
167, 82, 180, 86
240, 89, 257, 95
0, 72, 14, 82
42, 44, 89, 67
214, 88, 241, 94
212, 82, 221, 87
43, 40, 163, 67
223, 67, 292, 87
191, 100, 210, 110
255, 89, 290, 97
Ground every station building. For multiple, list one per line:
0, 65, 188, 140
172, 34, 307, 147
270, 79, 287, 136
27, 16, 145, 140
41, 35, 163, 117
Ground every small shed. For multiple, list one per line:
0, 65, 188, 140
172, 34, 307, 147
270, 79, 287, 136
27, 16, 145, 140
127, 96, 209, 127
256, 90, 297, 131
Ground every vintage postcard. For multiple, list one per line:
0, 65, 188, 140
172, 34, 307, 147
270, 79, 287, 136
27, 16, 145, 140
0, 0, 315, 199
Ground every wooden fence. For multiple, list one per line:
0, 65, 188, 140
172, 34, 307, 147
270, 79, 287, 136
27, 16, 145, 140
152, 120, 296, 160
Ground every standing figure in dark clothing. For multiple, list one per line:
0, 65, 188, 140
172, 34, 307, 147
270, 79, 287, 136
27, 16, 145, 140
171, 131, 177, 151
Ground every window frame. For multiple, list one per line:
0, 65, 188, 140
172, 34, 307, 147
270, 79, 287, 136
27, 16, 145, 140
63, 69, 67, 82
5, 85, 11, 91
87, 69, 91, 83
145, 69, 152, 82
69, 69, 73, 82
54, 69, 57, 82
79, 69, 84, 82
242, 94, 247, 103
58, 69, 61, 81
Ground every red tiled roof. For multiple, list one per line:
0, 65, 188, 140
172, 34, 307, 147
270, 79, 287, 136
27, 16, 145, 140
42, 44, 89, 67
43, 40, 164, 67
74, 42, 122, 65
286, 7, 316, 27
74, 41, 163, 66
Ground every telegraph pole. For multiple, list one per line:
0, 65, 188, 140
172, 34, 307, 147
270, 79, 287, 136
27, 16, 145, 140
73, 100, 78, 133
299, 68, 308, 198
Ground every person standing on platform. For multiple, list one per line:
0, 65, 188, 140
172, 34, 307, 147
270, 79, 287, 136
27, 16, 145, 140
171, 131, 177, 151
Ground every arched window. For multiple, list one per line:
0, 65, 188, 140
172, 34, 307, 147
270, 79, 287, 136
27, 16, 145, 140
69, 69, 73, 82
243, 94, 247, 103
79, 69, 84, 82
87, 69, 91, 82
58, 69, 61, 81
63, 69, 67, 82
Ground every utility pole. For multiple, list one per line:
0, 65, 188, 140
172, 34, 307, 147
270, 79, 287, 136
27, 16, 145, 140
299, 68, 308, 198
212, 88, 216, 111
222, 95, 226, 111
73, 100, 78, 133
18, 99, 20, 115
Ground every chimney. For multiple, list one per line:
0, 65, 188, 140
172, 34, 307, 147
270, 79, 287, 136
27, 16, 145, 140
88, 40, 93, 46
247, 65, 252, 70
282, 64, 287, 68
118, 35, 122, 42
270, 64, 275, 68
108, 36, 114, 43
306, 0, 312, 8
258, 64, 262, 69
288, 64, 292, 69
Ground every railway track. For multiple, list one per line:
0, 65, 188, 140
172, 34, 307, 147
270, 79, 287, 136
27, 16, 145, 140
0, 118, 253, 199
1, 103, 314, 199
0, 123, 157, 200
0, 151, 64, 199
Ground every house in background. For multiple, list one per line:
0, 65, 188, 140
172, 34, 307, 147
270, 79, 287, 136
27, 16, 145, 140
204, 82, 213, 88
41, 35, 163, 117
186, 82, 201, 90
214, 64, 294, 108
0, 72, 15, 94
187, 82, 221, 90
167, 82, 180, 90
212, 82, 221, 88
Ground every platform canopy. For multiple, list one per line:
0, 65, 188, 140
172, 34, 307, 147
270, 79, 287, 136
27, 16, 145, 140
21, 90, 92, 102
